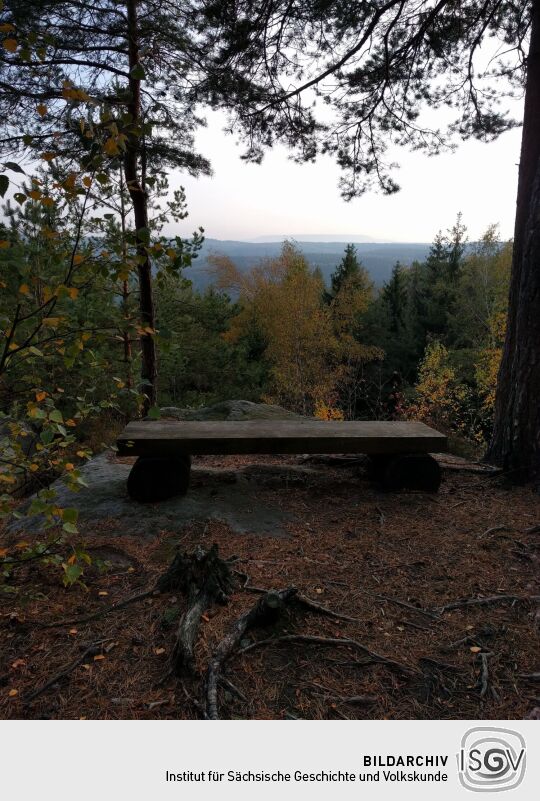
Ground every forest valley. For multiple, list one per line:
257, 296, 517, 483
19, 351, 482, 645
0, 1, 539, 720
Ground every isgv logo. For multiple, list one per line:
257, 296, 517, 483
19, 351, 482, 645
458, 727, 526, 792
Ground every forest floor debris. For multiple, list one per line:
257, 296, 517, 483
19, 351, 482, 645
1, 453, 539, 720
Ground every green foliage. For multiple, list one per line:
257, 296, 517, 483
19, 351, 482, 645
155, 274, 269, 409
327, 244, 372, 300
400, 226, 512, 444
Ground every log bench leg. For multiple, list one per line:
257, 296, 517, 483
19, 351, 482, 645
368, 453, 441, 492
127, 454, 191, 502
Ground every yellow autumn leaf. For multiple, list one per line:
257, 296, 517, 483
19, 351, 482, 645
82, 176, 92, 188
42, 317, 60, 326
64, 463, 75, 471
73, 254, 84, 265
29, 464, 39, 472
19, 283, 30, 295
36, 104, 47, 117
41, 196, 55, 207
41, 151, 56, 162
0, 547, 8, 558
0, 24, 15, 33
68, 287, 79, 299
3, 38, 17, 52
27, 189, 41, 200
104, 137, 120, 156
62, 173, 77, 192
93, 654, 105, 661
0, 240, 10, 248
62, 86, 91, 102
36, 390, 47, 401
8, 689, 18, 698
65, 418, 76, 427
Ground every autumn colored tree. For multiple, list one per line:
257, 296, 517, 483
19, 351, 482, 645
327, 248, 383, 419
211, 243, 336, 414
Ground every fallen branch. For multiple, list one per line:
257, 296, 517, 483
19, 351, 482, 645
295, 594, 362, 623
219, 676, 248, 702
377, 595, 439, 620
332, 695, 377, 705
419, 656, 463, 672
24, 638, 112, 703
439, 634, 481, 653
309, 683, 377, 706
37, 588, 154, 629
479, 525, 512, 539
437, 594, 540, 613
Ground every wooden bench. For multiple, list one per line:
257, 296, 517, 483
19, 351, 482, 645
117, 420, 447, 502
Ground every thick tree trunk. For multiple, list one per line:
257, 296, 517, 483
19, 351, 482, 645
486, 0, 540, 482
124, 0, 157, 414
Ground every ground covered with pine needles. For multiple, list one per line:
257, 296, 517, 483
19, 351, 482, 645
1, 454, 539, 720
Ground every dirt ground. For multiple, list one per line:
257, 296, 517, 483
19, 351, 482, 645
1, 454, 539, 720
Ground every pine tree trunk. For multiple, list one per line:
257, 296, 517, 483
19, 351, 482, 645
124, 0, 157, 414
486, 0, 540, 482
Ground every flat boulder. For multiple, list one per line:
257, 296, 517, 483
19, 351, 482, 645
157, 399, 304, 422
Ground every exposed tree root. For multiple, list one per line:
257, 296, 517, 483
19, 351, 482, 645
237, 634, 418, 676
477, 651, 499, 700
36, 544, 232, 631
169, 545, 234, 676
206, 588, 298, 720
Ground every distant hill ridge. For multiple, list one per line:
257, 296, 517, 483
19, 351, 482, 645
184, 238, 432, 292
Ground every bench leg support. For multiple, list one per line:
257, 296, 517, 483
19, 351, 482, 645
368, 454, 441, 492
127, 454, 191, 503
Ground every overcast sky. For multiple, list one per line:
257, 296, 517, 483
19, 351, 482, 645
168, 106, 523, 244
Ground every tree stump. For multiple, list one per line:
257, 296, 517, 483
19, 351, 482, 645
368, 453, 441, 492
127, 454, 191, 502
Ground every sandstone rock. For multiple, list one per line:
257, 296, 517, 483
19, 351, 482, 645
157, 399, 304, 422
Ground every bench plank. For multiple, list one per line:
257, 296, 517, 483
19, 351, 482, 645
117, 420, 447, 457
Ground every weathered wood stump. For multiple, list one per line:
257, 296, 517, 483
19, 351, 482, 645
368, 453, 441, 492
127, 454, 191, 502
